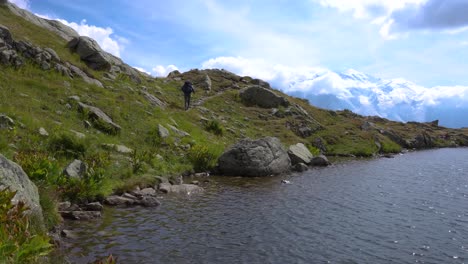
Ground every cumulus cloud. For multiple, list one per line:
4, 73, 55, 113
388, 0, 468, 33
152, 65, 179, 77
317, 0, 468, 38
8, 0, 30, 9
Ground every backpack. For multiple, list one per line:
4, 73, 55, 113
181, 82, 193, 93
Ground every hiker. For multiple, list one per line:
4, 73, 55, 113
181, 81, 195, 110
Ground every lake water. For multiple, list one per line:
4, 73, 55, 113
63, 148, 468, 264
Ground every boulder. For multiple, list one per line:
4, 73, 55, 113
63, 159, 86, 179
250, 78, 271, 88
239, 86, 289, 108
218, 137, 291, 176
0, 25, 13, 46
310, 155, 331, 167
85, 202, 103, 211
78, 102, 121, 134
0, 154, 44, 229
288, 143, 313, 165
135, 196, 160, 207
69, 65, 103, 87
44, 47, 60, 62
202, 74, 212, 91
67, 36, 111, 70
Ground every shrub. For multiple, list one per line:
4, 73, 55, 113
188, 144, 222, 172
48, 133, 86, 158
13, 151, 60, 184
204, 120, 224, 136
0, 189, 52, 263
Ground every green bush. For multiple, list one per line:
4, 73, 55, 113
48, 133, 86, 158
204, 120, 224, 136
188, 144, 222, 172
0, 189, 52, 263
13, 151, 60, 184
380, 139, 402, 153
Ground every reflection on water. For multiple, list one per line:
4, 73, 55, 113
62, 148, 468, 263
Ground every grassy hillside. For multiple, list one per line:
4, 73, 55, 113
1, 2, 467, 233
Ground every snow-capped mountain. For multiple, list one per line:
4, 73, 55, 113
278, 69, 468, 128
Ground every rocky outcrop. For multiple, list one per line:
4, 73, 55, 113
288, 143, 313, 165
101, 144, 133, 154
78, 102, 121, 134
0, 154, 44, 229
67, 36, 141, 83
240, 86, 289, 108
67, 36, 112, 70
104, 187, 161, 207
218, 137, 291, 176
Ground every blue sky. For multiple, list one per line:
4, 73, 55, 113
10, 0, 468, 87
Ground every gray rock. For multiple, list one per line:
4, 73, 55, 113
0, 114, 14, 129
78, 102, 121, 134
218, 137, 291, 176
67, 36, 111, 70
85, 202, 103, 211
101, 143, 133, 154
39, 127, 49, 136
122, 193, 137, 200
167, 124, 190, 137
0, 25, 13, 45
310, 155, 331, 167
69, 65, 103, 87
104, 195, 135, 206
158, 182, 172, 193
141, 90, 166, 108
61, 211, 101, 220
250, 78, 271, 88
55, 63, 72, 77
288, 143, 313, 165
239, 86, 289, 108
60, 229, 76, 238
69, 129, 86, 139
158, 124, 170, 138
158, 183, 204, 195
44, 47, 60, 62
63, 159, 86, 179
58, 201, 71, 211
0, 154, 44, 229
293, 163, 309, 172
202, 74, 212, 91
135, 196, 160, 207
140, 187, 156, 196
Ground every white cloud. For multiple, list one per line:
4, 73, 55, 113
8, 0, 30, 9
152, 65, 179, 77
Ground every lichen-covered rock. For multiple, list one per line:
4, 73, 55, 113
218, 137, 291, 176
288, 143, 313, 165
239, 86, 289, 108
78, 102, 121, 134
0, 154, 44, 229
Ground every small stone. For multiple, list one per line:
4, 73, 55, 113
58, 201, 71, 211
60, 229, 76, 238
39, 127, 49, 136
136, 196, 160, 207
122, 193, 138, 200
104, 195, 135, 206
85, 202, 103, 211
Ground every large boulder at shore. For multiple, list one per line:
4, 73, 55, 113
0, 154, 44, 229
218, 137, 291, 176
288, 143, 313, 165
239, 86, 289, 108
